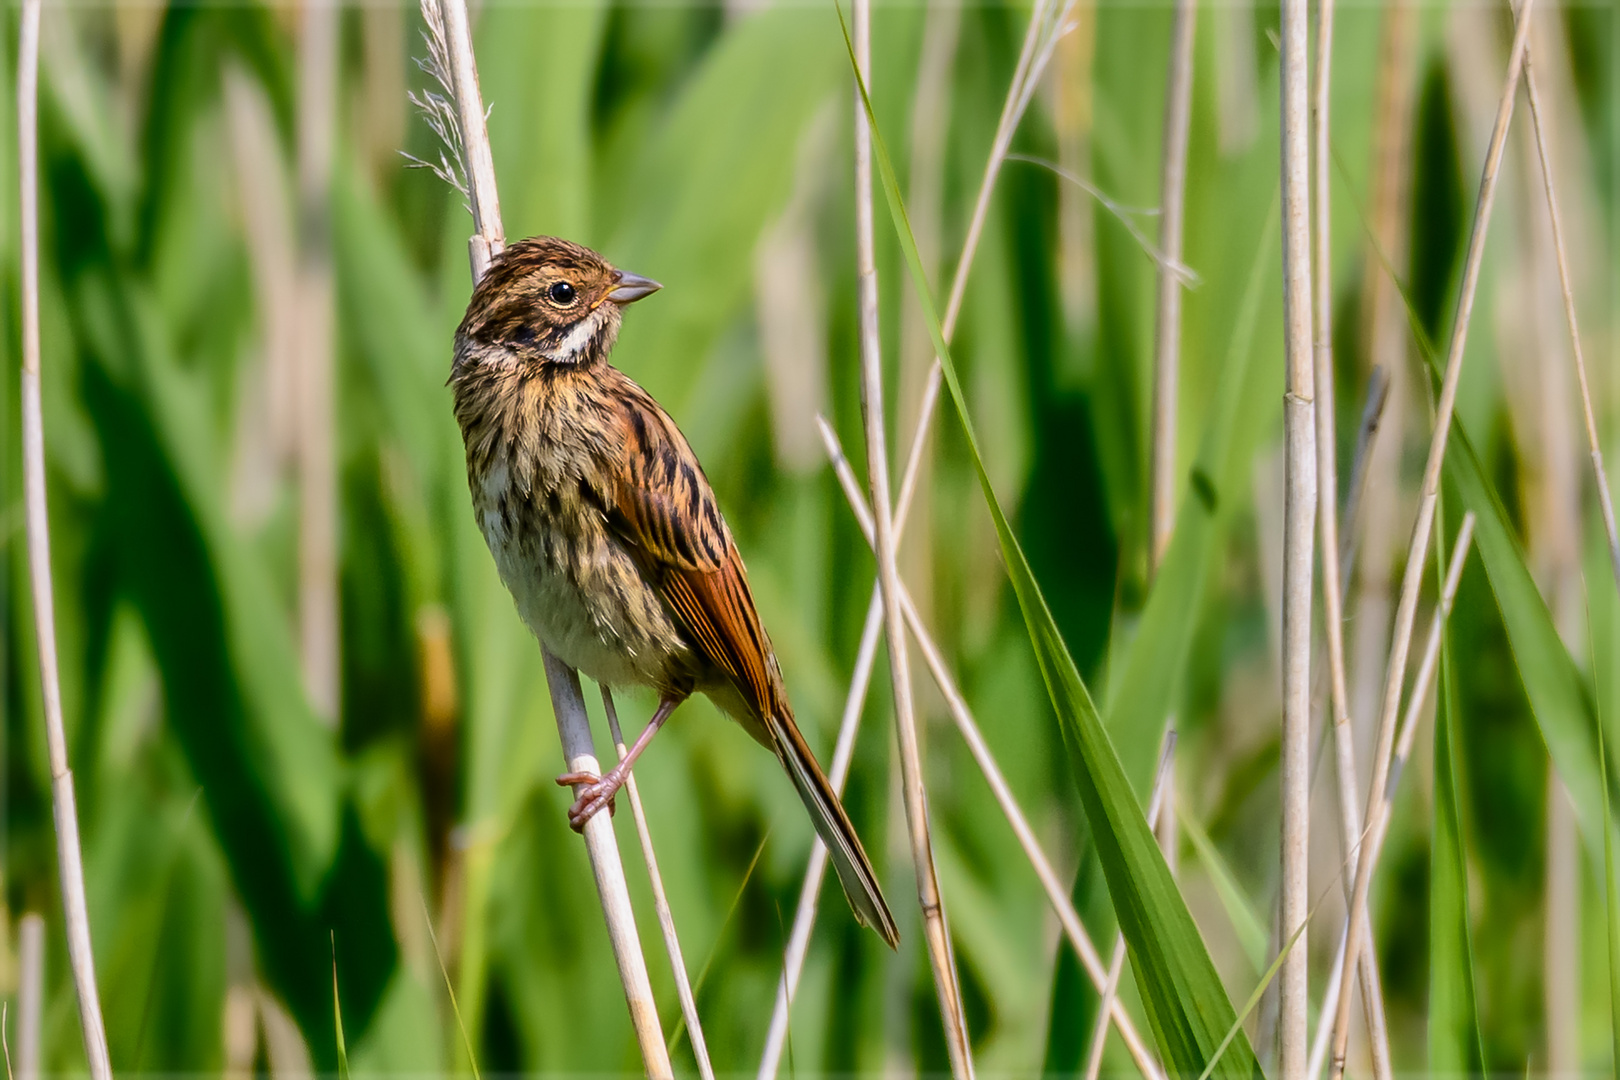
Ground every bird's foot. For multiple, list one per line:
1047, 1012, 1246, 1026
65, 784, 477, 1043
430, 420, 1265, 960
555, 770, 622, 831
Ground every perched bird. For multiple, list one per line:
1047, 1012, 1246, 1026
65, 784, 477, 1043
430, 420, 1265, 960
451, 236, 899, 948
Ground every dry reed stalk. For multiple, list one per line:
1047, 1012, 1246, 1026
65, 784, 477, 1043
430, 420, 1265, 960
756, 591, 885, 1080
1053, 0, 1098, 338
1349, 0, 1415, 783
297, 0, 340, 722
1327, 3, 1533, 1068
815, 419, 1168, 1080
1347, 0, 1412, 786
16, 914, 43, 1080
1149, 0, 1195, 573
763, 3, 1093, 1069
1307, 0, 1392, 1069
1080, 742, 1175, 1080
850, 0, 974, 1072
1148, 0, 1196, 875
1278, 0, 1317, 1070
1308, 515, 1475, 1080
1523, 50, 1620, 596
415, 0, 671, 1070
1518, 50, 1587, 1068
16, 4, 113, 1075
893, 0, 1071, 522
541, 656, 672, 1077
600, 689, 714, 1080
897, 0, 961, 720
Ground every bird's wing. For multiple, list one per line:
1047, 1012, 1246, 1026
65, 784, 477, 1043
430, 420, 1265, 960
606, 384, 785, 720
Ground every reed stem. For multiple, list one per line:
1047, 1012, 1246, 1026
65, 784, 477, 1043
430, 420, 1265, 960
16, 914, 44, 1080
816, 419, 1167, 1080
417, 0, 671, 1070
1309, 0, 1393, 1068
1307, 515, 1474, 1079
850, 0, 974, 1072
601, 689, 714, 1080
1148, 0, 1196, 876
1278, 0, 1318, 1068
1327, 2, 1534, 1068
17, 4, 113, 1075
1522, 47, 1620, 596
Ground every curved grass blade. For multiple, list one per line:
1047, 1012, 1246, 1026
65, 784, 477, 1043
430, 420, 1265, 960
835, 9, 1256, 1077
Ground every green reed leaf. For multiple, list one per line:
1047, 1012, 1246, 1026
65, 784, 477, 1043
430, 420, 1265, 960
835, 8, 1256, 1076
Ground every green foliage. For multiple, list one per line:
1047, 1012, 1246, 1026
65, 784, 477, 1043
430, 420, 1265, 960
7, 0, 1620, 1074
839, 10, 1257, 1075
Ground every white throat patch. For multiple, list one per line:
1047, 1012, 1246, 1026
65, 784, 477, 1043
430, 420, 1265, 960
549, 308, 605, 364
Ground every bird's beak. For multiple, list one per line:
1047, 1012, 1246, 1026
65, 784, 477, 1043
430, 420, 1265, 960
608, 271, 662, 305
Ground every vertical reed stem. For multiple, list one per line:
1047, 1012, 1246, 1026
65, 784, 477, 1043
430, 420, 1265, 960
850, 0, 974, 1072
814, 420, 1167, 1080
1150, 0, 1195, 569
1522, 51, 1620, 595
16, 4, 113, 1075
1307, 517, 1475, 1080
1308, 0, 1393, 1070
296, 0, 340, 721
1278, 0, 1318, 1070
420, 0, 669, 1070
1328, 4, 1534, 1073
600, 688, 714, 1080
16, 914, 43, 1080
1149, 0, 1196, 873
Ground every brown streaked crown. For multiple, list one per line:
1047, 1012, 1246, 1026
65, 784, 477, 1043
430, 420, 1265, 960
456, 236, 625, 364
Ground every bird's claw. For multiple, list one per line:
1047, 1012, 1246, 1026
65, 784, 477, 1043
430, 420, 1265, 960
555, 771, 618, 831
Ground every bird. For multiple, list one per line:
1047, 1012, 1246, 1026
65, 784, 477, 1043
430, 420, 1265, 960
450, 235, 900, 948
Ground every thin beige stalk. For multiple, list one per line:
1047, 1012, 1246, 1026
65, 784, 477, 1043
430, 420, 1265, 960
1309, 0, 1392, 1070
1278, 0, 1318, 1070
1523, 49, 1597, 1071
1349, 0, 1415, 800
1306, 925, 1349, 1080
897, 0, 961, 676
16, 914, 43, 1080
1149, 0, 1195, 571
1149, 0, 1196, 875
1522, 53, 1620, 595
416, 0, 670, 1071
893, 0, 1071, 524
16, 3, 113, 1075
600, 688, 714, 1080
297, 0, 340, 721
851, 0, 973, 1072
1328, 4, 1533, 1069
1081, 743, 1176, 1080
757, 591, 885, 1080
816, 419, 1167, 1080
763, 3, 1086, 1068
542, 656, 671, 1077
1309, 515, 1475, 1080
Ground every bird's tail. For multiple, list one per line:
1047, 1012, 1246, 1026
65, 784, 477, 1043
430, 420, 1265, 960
765, 708, 900, 949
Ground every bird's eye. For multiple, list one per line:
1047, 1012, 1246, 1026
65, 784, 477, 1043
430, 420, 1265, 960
548, 281, 577, 306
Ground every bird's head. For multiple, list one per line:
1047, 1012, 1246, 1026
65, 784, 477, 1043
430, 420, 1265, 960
454, 236, 661, 369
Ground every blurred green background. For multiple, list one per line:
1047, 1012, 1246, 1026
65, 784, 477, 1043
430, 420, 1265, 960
3, 0, 1620, 1073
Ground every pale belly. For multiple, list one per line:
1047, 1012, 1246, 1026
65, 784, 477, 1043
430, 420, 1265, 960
475, 470, 695, 694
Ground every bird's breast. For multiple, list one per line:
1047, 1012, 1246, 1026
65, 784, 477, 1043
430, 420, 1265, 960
460, 378, 696, 694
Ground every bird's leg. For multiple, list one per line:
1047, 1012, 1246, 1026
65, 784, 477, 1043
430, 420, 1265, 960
556, 694, 685, 831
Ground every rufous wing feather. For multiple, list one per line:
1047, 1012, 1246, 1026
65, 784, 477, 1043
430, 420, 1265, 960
606, 384, 899, 947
